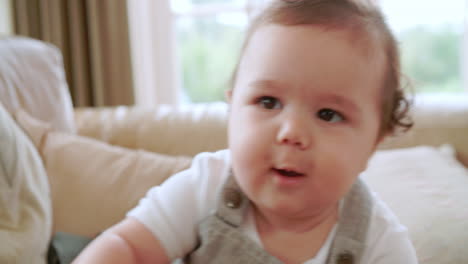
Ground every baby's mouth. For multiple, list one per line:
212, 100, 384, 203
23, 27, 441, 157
273, 168, 305, 177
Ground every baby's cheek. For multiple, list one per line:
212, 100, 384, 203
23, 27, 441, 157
318, 152, 357, 186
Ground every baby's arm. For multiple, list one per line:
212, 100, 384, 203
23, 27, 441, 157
72, 217, 170, 264
73, 151, 230, 263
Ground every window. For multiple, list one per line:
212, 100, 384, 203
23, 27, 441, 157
129, 0, 467, 106
173, 2, 248, 102
172, 0, 271, 103
0, 0, 13, 35
128, 0, 267, 106
380, 0, 467, 94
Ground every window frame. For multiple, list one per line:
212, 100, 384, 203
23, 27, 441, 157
129, 0, 266, 106
0, 0, 13, 35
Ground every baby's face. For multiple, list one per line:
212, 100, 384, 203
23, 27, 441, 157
227, 24, 384, 219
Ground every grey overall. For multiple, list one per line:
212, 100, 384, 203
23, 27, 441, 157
178, 174, 372, 264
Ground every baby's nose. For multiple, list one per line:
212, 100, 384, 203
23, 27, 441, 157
276, 116, 311, 150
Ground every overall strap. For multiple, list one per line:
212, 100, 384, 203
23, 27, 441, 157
326, 178, 373, 264
215, 171, 250, 227
186, 172, 373, 264
184, 171, 283, 264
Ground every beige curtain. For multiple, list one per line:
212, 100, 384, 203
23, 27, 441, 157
13, 0, 134, 107
464, 4, 468, 91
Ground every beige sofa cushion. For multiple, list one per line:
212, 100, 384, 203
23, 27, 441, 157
74, 103, 228, 156
74, 97, 468, 167
0, 103, 52, 264
363, 145, 468, 264
379, 95, 468, 167
0, 37, 75, 133
16, 110, 192, 237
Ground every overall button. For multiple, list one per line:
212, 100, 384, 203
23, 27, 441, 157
224, 189, 242, 209
336, 251, 354, 264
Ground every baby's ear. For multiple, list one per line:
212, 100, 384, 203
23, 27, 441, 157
225, 89, 233, 103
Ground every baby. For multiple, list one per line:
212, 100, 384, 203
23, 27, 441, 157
75, 0, 417, 263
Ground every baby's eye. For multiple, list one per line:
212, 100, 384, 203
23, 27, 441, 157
317, 108, 344, 123
257, 96, 282, 110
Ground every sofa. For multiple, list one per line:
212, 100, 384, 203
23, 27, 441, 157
1, 36, 467, 264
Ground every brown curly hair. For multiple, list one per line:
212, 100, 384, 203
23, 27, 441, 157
230, 0, 413, 138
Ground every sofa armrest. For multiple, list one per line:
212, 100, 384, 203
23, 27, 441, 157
75, 95, 468, 167
379, 94, 468, 167
74, 103, 228, 157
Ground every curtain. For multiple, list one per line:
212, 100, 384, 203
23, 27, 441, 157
12, 0, 134, 107
127, 0, 180, 106
464, 4, 468, 91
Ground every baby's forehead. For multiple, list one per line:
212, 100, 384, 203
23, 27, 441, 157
342, 25, 387, 62
253, 23, 387, 68
307, 23, 386, 61
248, 0, 390, 64
306, 24, 388, 80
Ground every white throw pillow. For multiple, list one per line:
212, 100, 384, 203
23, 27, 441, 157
363, 145, 468, 264
15, 109, 192, 237
0, 103, 52, 264
0, 37, 75, 133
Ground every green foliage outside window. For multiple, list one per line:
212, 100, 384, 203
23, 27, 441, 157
178, 17, 245, 102
399, 26, 463, 93
178, 19, 464, 103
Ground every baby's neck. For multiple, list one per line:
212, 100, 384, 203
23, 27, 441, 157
253, 203, 339, 233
